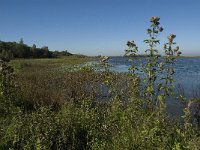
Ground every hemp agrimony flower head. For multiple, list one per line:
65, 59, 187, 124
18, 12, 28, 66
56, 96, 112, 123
164, 34, 181, 56
159, 27, 164, 32
174, 46, 179, 51
125, 40, 138, 56
100, 56, 109, 64
168, 34, 176, 43
126, 40, 136, 48
150, 16, 160, 25
164, 44, 167, 49
177, 51, 182, 56
147, 16, 164, 35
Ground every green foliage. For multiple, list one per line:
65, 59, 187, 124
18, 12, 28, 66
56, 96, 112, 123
53, 50, 73, 57
0, 58, 18, 114
0, 40, 54, 59
1, 97, 199, 149
0, 40, 73, 59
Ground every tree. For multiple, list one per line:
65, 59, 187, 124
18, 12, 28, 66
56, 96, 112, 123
30, 44, 37, 58
0, 49, 13, 60
19, 38, 24, 45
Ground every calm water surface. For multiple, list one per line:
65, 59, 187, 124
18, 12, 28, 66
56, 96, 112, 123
108, 57, 200, 117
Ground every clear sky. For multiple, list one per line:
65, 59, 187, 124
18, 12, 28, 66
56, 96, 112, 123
0, 0, 200, 56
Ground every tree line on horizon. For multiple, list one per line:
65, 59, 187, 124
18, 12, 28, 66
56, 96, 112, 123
0, 38, 72, 59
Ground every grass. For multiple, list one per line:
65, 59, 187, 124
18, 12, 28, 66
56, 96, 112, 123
10, 56, 92, 71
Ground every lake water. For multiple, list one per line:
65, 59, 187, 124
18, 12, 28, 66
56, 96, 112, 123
108, 57, 200, 117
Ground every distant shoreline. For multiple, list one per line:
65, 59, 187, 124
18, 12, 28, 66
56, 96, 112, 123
178, 56, 200, 58
106, 55, 200, 58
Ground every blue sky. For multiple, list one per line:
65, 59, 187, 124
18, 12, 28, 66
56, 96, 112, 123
0, 0, 200, 56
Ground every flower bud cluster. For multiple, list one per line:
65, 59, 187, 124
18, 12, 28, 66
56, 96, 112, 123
164, 34, 181, 56
150, 16, 160, 25
168, 34, 176, 43
100, 56, 109, 64
149, 16, 164, 33
126, 40, 136, 48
